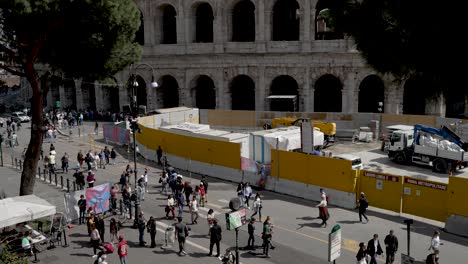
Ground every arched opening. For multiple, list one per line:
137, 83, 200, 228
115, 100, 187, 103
195, 3, 214, 43
63, 79, 77, 110
230, 75, 255, 110
315, 0, 344, 40
232, 0, 255, 42
358, 75, 385, 113
135, 11, 145, 45
192, 75, 216, 109
403, 77, 426, 115
158, 75, 179, 108
109, 87, 120, 113
135, 75, 147, 108
161, 5, 177, 44
272, 0, 300, 41
446, 91, 465, 118
314, 74, 342, 112
270, 75, 299, 112
81, 79, 96, 111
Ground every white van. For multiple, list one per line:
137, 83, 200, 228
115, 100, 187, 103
333, 154, 363, 170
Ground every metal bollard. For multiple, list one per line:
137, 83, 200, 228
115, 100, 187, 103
73, 181, 76, 191
49, 171, 52, 184
129, 202, 132, 219
43, 169, 47, 181
66, 179, 70, 192
14, 158, 17, 169
19, 160, 22, 170
55, 173, 58, 186
61, 176, 63, 188
38, 168, 41, 178
119, 199, 123, 215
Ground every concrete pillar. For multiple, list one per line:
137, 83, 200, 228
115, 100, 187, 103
425, 94, 446, 117
214, 6, 224, 53
215, 70, 228, 109
177, 2, 185, 44
58, 84, 66, 109
265, 10, 271, 42
342, 72, 358, 113
256, 67, 266, 111
301, 0, 311, 52
94, 82, 104, 110
256, 0, 266, 52
74, 79, 84, 111
302, 67, 311, 112
383, 78, 403, 114
46, 87, 54, 110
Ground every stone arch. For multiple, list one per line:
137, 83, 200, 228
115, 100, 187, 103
191, 75, 216, 109
272, 0, 300, 41
135, 75, 147, 108
230, 75, 255, 110
194, 2, 214, 43
270, 75, 299, 112
403, 77, 426, 115
135, 10, 145, 45
159, 4, 177, 44
157, 75, 180, 108
232, 0, 256, 42
315, 0, 344, 40
314, 74, 342, 112
358, 75, 385, 113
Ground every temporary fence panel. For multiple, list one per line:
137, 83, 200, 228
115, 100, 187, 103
381, 114, 436, 127
271, 150, 357, 193
102, 124, 130, 145
359, 170, 402, 213
206, 109, 256, 128
447, 176, 468, 217
137, 124, 241, 169
402, 177, 448, 222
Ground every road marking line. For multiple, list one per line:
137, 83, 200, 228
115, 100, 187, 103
218, 199, 230, 203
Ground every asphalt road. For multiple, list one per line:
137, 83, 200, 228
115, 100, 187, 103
1, 122, 468, 264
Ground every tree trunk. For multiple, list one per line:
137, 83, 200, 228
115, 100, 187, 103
19, 64, 44, 196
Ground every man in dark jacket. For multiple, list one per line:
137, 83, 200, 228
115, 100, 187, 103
358, 192, 369, 223
208, 219, 222, 257
384, 230, 398, 264
247, 218, 256, 249
77, 195, 86, 224
367, 234, 384, 264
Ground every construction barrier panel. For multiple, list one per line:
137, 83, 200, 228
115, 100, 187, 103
381, 114, 436, 127
447, 176, 468, 217
137, 124, 241, 170
271, 150, 357, 193
358, 170, 402, 213
402, 177, 448, 222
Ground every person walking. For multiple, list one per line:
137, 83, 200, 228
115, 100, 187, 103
137, 212, 147, 246
358, 192, 369, 223
367, 234, 383, 264
316, 193, 329, 227
184, 182, 193, 206
97, 215, 106, 243
244, 182, 253, 209
159, 171, 168, 194
262, 216, 273, 257
384, 230, 398, 264
190, 195, 199, 224
199, 183, 206, 207
157, 146, 163, 166
110, 148, 117, 165
174, 217, 189, 255
95, 121, 99, 135
117, 235, 128, 264
77, 150, 84, 168
207, 209, 215, 236
251, 193, 263, 222
109, 218, 119, 243
61, 152, 69, 173
147, 216, 157, 248
77, 195, 87, 225
208, 219, 222, 257
90, 224, 102, 257
110, 185, 119, 213
237, 182, 245, 208
87, 171, 96, 188
201, 175, 209, 203
356, 242, 368, 264
247, 217, 256, 249
428, 230, 442, 252
165, 195, 176, 219
104, 146, 110, 165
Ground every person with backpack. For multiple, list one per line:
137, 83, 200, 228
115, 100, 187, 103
174, 217, 189, 255
358, 192, 369, 223
117, 235, 128, 264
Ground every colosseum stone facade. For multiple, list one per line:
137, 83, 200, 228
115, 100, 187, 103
39, 0, 466, 118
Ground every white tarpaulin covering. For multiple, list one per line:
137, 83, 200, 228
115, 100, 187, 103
0, 195, 56, 228
263, 127, 302, 150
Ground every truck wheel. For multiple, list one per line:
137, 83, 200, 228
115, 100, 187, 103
433, 159, 447, 173
395, 153, 406, 164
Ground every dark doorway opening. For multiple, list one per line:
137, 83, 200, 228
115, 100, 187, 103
195, 3, 214, 43
358, 75, 385, 113
135, 75, 147, 108
403, 77, 426, 115
158, 75, 179, 108
232, 0, 256, 42
314, 74, 342, 112
135, 11, 145, 45
315, 0, 344, 40
231, 75, 255, 110
161, 5, 177, 44
270, 75, 299, 112
193, 75, 216, 109
272, 0, 300, 41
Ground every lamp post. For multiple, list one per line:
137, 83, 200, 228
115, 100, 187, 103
128, 63, 158, 228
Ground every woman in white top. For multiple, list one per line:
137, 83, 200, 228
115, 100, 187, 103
428, 230, 442, 252
243, 183, 253, 209
250, 193, 263, 222
316, 196, 329, 227
90, 224, 102, 257
94, 152, 100, 170
166, 195, 175, 219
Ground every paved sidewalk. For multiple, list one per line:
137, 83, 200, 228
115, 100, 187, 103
1, 122, 467, 263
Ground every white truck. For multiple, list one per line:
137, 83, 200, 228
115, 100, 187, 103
388, 124, 468, 173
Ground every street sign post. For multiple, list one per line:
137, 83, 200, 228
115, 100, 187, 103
328, 224, 341, 263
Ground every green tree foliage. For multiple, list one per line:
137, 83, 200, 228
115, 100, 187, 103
0, 0, 142, 195
329, 0, 464, 95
